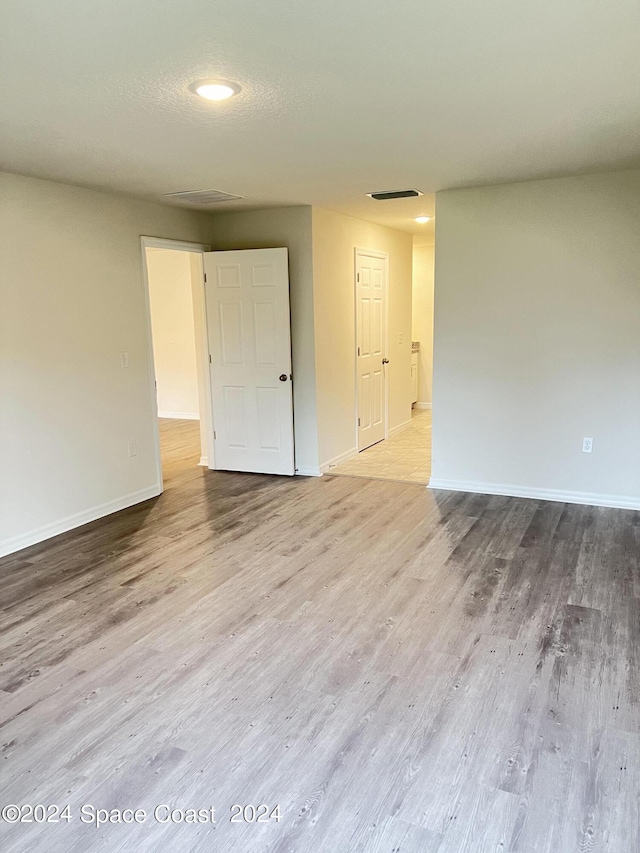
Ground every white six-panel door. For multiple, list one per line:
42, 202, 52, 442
203, 248, 294, 475
356, 251, 387, 450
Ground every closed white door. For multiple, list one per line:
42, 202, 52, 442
356, 251, 387, 450
203, 248, 294, 475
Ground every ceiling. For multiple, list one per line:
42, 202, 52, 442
2, 1, 640, 240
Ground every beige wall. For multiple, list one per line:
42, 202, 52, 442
432, 170, 640, 507
412, 244, 434, 406
146, 248, 199, 419
208, 206, 319, 474
312, 208, 413, 468
0, 172, 213, 556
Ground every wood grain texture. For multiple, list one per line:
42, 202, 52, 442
0, 419, 639, 852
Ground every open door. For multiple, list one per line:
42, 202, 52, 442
203, 248, 294, 475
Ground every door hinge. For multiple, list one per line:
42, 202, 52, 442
209, 354, 212, 363
358, 417, 361, 426
204, 273, 207, 282
214, 430, 217, 439
357, 273, 360, 282
357, 346, 360, 356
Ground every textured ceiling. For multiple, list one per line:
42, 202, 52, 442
2, 0, 640, 236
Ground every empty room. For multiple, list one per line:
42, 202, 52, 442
1, 2, 640, 852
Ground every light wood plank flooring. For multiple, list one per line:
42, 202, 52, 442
328, 409, 432, 484
1, 418, 639, 852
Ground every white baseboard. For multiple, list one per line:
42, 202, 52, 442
413, 402, 432, 410
320, 446, 358, 474
428, 478, 640, 512
388, 418, 413, 438
199, 456, 209, 467
0, 484, 163, 559
158, 411, 200, 420
295, 466, 322, 477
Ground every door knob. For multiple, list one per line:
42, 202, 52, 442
382, 358, 389, 364
279, 374, 288, 381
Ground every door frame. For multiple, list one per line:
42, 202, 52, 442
354, 247, 390, 452
140, 236, 213, 490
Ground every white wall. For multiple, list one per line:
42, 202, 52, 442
312, 208, 413, 469
412, 243, 434, 407
208, 206, 319, 475
431, 170, 640, 508
0, 172, 214, 556
146, 248, 199, 419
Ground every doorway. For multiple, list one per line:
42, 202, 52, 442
142, 240, 296, 484
141, 237, 212, 486
327, 241, 434, 485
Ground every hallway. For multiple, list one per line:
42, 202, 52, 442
158, 417, 201, 480
327, 409, 431, 484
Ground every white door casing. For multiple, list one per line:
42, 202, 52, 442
203, 248, 295, 475
140, 236, 211, 490
356, 250, 388, 451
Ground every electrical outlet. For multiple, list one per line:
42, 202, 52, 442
398, 333, 404, 345
582, 437, 593, 454
128, 439, 137, 457
120, 351, 129, 369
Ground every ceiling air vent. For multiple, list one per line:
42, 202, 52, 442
164, 189, 245, 205
367, 189, 423, 201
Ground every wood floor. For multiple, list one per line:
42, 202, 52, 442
1, 418, 639, 852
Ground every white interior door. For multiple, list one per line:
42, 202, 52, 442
356, 251, 387, 450
203, 248, 294, 475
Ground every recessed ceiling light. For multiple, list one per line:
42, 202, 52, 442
189, 79, 241, 101
415, 216, 431, 224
